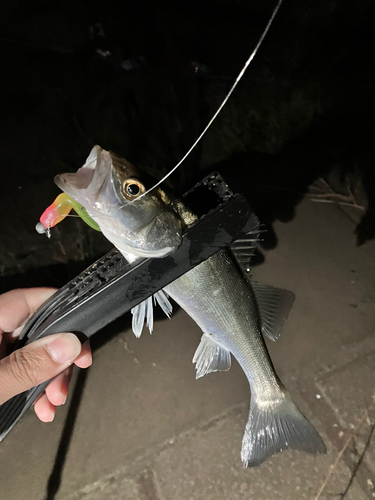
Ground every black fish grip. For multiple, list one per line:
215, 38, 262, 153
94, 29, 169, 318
0, 172, 256, 441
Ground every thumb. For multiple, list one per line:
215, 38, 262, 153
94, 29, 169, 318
0, 333, 82, 405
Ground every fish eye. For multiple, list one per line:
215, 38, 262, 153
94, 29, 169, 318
127, 184, 139, 195
122, 179, 145, 200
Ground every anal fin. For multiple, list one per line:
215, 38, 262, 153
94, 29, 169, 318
193, 333, 231, 379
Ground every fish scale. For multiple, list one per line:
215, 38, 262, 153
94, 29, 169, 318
165, 250, 282, 400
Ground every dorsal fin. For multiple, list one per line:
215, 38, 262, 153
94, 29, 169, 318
252, 283, 295, 341
230, 212, 263, 273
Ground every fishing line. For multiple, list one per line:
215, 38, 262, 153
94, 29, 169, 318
138, 0, 284, 199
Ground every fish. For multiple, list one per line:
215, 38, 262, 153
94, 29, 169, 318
55, 145, 326, 467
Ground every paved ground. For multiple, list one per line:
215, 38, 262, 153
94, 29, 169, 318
0, 197, 374, 500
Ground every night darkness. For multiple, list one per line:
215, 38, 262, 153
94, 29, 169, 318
1, 0, 375, 289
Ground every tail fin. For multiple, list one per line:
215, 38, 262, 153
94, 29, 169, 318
241, 393, 326, 467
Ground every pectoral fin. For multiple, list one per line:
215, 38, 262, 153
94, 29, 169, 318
153, 289, 173, 318
131, 289, 173, 337
193, 333, 231, 379
131, 296, 152, 337
252, 283, 295, 341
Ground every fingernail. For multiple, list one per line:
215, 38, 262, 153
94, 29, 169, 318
59, 371, 71, 403
46, 409, 55, 422
80, 340, 93, 367
46, 334, 81, 364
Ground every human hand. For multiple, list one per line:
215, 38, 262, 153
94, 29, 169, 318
0, 288, 92, 422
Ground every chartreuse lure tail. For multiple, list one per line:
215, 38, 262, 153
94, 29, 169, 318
36, 193, 101, 236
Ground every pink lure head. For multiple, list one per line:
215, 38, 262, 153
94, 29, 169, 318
39, 193, 73, 229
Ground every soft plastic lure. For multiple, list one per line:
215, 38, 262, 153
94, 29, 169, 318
36, 192, 101, 237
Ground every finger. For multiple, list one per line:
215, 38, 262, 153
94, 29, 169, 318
0, 332, 81, 405
34, 392, 55, 422
45, 366, 73, 406
73, 340, 92, 369
0, 288, 57, 337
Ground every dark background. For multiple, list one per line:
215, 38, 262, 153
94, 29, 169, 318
1, 0, 374, 291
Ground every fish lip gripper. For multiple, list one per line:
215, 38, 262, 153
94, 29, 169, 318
0, 172, 256, 440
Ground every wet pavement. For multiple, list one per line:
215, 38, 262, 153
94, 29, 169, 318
0, 196, 374, 500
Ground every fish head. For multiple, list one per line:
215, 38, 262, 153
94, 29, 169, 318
54, 146, 183, 258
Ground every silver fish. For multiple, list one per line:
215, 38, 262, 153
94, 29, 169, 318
56, 146, 326, 467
